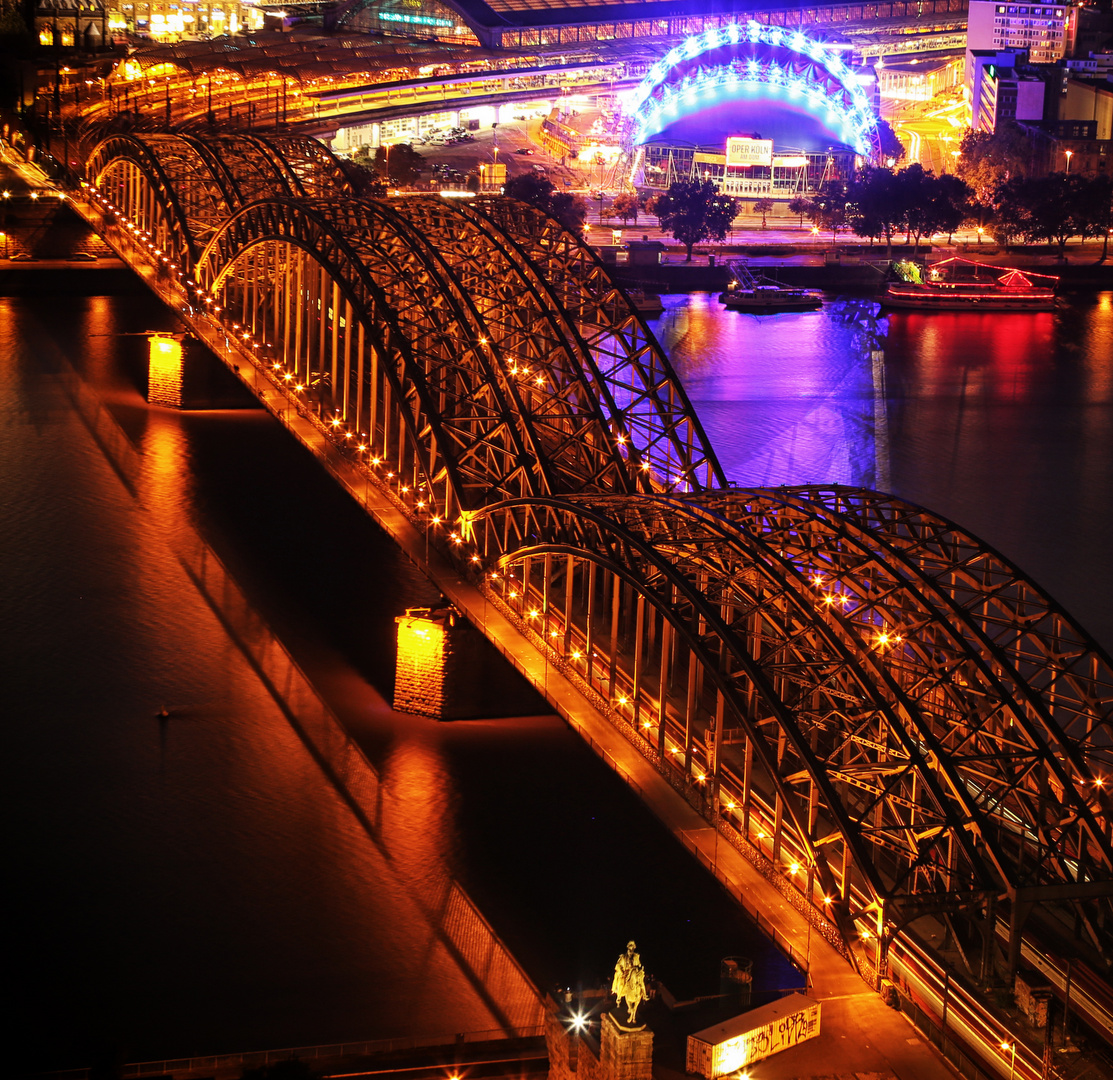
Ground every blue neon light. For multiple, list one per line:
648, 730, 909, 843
624, 19, 876, 155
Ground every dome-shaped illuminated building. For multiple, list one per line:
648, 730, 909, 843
624, 22, 879, 197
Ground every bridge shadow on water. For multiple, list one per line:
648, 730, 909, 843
39, 291, 801, 1032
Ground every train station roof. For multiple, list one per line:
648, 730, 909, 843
123, 28, 507, 82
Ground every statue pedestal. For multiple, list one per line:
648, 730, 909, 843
600, 1012, 654, 1080
544, 1002, 654, 1080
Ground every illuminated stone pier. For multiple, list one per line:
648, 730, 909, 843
393, 605, 483, 719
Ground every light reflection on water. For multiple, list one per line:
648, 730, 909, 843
655, 293, 884, 488
647, 290, 1113, 651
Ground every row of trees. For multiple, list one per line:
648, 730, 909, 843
640, 164, 1113, 258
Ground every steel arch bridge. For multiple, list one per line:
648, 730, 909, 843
82, 133, 1112, 979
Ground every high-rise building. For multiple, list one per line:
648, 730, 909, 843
966, 0, 1077, 100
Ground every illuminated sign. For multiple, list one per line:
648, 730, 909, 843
773, 155, 809, 168
380, 11, 454, 27
726, 137, 773, 167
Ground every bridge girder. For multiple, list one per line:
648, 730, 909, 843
468, 493, 1113, 959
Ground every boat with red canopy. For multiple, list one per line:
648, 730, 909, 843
882, 257, 1062, 311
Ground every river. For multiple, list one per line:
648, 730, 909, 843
5, 285, 1111, 1072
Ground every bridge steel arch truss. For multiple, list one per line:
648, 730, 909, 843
468, 491, 1113, 970
86, 133, 353, 274
188, 192, 722, 519
81, 132, 1112, 976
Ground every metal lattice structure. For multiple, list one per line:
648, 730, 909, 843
83, 134, 1113, 977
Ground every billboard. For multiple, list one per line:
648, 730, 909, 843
726, 136, 774, 167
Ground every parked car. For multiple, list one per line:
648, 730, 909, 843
515, 147, 535, 155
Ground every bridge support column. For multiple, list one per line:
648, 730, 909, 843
393, 605, 483, 720
146, 334, 212, 409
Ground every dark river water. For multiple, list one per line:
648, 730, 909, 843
5, 286, 1112, 1073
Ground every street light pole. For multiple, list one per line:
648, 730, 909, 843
1001, 1040, 1017, 1080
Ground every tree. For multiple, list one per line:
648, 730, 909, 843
338, 160, 386, 198
611, 192, 640, 226
930, 172, 973, 245
811, 181, 848, 241
956, 124, 1037, 203
373, 143, 422, 187
875, 119, 907, 166
1020, 173, 1086, 252
847, 167, 903, 254
1076, 174, 1113, 261
892, 164, 968, 248
652, 179, 740, 261
752, 198, 774, 228
504, 172, 587, 233
788, 196, 815, 227
990, 176, 1033, 248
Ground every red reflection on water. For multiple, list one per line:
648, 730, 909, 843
888, 311, 1057, 401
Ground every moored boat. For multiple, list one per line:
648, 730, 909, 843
626, 287, 665, 316
719, 260, 823, 313
882, 257, 1062, 311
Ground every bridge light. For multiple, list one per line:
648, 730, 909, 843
789, 862, 800, 875
509, 591, 518, 599
357, 443, 367, 451
617, 695, 628, 706
571, 650, 581, 660
528, 609, 539, 618
811, 573, 824, 587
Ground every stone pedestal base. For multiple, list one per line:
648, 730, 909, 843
600, 1012, 653, 1080
545, 1001, 654, 1080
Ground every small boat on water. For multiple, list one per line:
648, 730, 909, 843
626, 287, 665, 316
719, 261, 823, 313
882, 257, 1062, 311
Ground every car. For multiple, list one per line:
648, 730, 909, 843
515, 147, 535, 155
70, 252, 98, 261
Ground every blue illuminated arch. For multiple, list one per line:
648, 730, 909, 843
625, 21, 877, 156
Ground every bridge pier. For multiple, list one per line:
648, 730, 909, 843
393, 605, 485, 719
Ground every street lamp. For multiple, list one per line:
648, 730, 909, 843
1065, 149, 1074, 174
1000, 1040, 1017, 1080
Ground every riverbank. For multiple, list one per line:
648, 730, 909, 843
609, 247, 1113, 292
